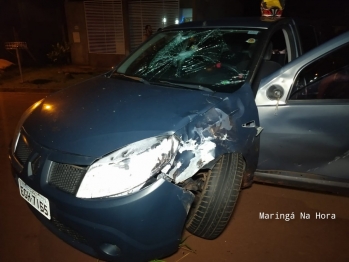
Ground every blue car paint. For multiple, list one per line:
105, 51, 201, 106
11, 130, 195, 262
23, 76, 224, 157
10, 75, 259, 261
15, 174, 193, 262
170, 82, 259, 183
22, 75, 259, 182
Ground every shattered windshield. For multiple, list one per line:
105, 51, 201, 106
115, 29, 261, 92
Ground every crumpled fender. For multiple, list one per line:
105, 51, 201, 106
162, 84, 260, 183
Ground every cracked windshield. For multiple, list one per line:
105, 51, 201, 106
116, 29, 261, 92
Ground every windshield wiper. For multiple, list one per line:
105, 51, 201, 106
158, 81, 213, 92
111, 73, 150, 85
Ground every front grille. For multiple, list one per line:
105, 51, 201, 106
48, 162, 87, 195
51, 217, 88, 244
14, 134, 32, 165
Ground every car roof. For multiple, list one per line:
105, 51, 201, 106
165, 17, 293, 30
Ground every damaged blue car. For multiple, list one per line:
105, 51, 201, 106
9, 17, 349, 262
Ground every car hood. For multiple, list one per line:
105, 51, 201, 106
23, 76, 225, 157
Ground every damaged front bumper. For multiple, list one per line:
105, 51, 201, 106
10, 145, 194, 262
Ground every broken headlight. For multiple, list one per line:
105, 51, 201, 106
76, 135, 179, 198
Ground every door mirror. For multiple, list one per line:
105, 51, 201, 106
266, 85, 284, 100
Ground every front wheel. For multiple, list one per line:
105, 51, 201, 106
186, 153, 244, 239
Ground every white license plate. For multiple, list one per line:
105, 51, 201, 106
18, 178, 51, 220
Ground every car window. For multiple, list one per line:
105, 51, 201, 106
289, 43, 349, 100
116, 29, 262, 92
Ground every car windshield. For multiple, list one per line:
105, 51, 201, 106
114, 28, 261, 92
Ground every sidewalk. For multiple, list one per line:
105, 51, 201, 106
0, 64, 109, 93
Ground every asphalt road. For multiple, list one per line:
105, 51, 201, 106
1, 92, 349, 262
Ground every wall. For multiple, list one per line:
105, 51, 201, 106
64, 0, 245, 67
65, 0, 128, 67
65, 1, 89, 65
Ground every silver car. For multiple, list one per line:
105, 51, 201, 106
255, 30, 349, 195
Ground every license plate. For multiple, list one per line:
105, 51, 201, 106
18, 178, 51, 220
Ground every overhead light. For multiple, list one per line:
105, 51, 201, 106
175, 18, 179, 24
163, 17, 167, 23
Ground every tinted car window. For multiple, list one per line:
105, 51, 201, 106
289, 43, 349, 100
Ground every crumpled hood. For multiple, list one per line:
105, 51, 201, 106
23, 76, 224, 157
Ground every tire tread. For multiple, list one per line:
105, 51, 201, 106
186, 153, 244, 239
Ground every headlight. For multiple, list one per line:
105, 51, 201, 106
76, 135, 179, 198
11, 99, 44, 154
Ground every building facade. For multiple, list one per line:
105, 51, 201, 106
65, 0, 184, 67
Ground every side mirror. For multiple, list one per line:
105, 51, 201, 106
266, 85, 284, 100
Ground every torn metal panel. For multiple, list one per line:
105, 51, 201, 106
163, 84, 260, 183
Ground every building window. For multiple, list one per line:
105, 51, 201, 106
84, 0, 125, 54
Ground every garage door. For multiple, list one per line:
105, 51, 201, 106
84, 0, 125, 54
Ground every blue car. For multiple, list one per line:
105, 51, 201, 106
9, 17, 349, 262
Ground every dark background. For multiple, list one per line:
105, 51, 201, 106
1, 0, 348, 65
0, 0, 66, 65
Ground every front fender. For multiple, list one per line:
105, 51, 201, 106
164, 84, 260, 184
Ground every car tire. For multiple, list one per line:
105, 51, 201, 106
185, 153, 244, 239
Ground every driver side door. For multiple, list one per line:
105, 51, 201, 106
255, 31, 349, 184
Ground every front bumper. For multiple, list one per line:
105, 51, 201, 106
9, 132, 194, 262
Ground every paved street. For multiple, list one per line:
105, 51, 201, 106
1, 92, 349, 262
